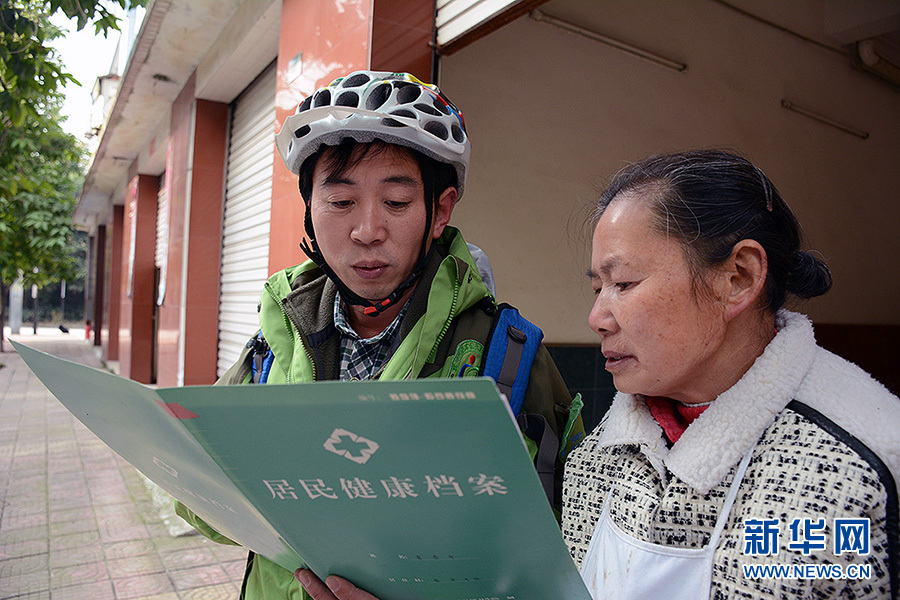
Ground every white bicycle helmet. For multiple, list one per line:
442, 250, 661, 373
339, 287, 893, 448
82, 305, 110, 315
275, 71, 471, 198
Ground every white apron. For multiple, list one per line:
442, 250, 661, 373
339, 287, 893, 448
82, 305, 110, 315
580, 447, 755, 600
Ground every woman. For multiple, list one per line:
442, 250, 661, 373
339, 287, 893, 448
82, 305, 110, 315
565, 150, 899, 599
296, 150, 899, 600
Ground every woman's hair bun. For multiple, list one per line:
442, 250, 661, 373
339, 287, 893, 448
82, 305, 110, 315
594, 150, 834, 312
785, 251, 833, 299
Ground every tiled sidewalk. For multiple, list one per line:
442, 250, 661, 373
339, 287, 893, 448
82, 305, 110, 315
0, 331, 247, 599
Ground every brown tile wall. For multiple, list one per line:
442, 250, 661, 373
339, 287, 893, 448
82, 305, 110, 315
118, 179, 137, 375
155, 77, 195, 387
118, 175, 159, 383
182, 99, 229, 386
155, 76, 229, 387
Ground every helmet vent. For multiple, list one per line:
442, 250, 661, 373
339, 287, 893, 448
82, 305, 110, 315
367, 84, 391, 110
313, 89, 332, 108
396, 84, 421, 104
342, 73, 370, 88
424, 121, 448, 140
432, 98, 451, 115
414, 103, 440, 116
451, 124, 465, 143
335, 91, 359, 107
279, 72, 470, 190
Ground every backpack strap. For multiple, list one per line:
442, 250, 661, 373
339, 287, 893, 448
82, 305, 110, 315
517, 412, 559, 503
482, 303, 543, 416
249, 332, 274, 384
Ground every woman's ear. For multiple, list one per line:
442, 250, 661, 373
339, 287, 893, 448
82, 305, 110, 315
432, 186, 457, 239
722, 239, 768, 321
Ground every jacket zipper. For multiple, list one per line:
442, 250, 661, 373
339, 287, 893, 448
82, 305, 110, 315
426, 276, 460, 363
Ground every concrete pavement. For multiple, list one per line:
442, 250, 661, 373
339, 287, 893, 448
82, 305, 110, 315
0, 329, 247, 599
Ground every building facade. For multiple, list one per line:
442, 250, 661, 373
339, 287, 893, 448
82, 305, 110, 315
76, 0, 900, 428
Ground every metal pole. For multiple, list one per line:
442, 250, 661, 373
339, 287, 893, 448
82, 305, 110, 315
32, 284, 38, 334
60, 279, 66, 323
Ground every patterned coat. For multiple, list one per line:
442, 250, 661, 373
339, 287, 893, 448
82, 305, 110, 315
563, 310, 899, 599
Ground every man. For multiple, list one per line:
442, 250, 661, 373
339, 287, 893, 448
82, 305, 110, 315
176, 71, 583, 600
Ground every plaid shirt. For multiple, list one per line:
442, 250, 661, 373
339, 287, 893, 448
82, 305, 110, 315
334, 292, 408, 381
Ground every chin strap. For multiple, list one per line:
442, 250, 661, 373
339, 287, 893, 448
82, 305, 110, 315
360, 252, 432, 316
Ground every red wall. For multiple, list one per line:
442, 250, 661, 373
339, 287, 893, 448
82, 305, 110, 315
156, 76, 229, 386
118, 174, 158, 383
155, 79, 193, 387
183, 99, 229, 385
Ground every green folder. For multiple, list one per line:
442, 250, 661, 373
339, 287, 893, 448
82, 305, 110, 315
12, 340, 591, 600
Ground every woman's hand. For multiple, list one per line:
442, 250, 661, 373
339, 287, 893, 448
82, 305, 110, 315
295, 569, 381, 600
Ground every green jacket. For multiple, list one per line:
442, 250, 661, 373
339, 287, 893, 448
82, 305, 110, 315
176, 227, 583, 600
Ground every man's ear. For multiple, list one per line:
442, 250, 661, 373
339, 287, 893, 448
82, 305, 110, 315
431, 187, 457, 239
722, 239, 768, 321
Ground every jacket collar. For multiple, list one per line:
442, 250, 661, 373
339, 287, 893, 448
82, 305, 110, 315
275, 226, 481, 338
596, 310, 817, 493
260, 226, 490, 381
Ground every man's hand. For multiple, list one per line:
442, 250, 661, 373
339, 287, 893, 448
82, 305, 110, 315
295, 569, 381, 600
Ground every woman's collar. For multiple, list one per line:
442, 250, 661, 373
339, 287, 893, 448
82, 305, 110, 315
597, 310, 817, 493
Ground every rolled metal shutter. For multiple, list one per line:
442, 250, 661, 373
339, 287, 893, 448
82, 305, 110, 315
217, 63, 276, 376
436, 0, 524, 48
155, 172, 169, 305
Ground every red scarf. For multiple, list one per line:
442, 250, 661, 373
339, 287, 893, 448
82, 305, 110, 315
646, 397, 710, 444
645, 328, 777, 443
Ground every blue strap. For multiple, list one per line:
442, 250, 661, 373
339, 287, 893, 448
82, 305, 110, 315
482, 306, 543, 416
251, 348, 274, 384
